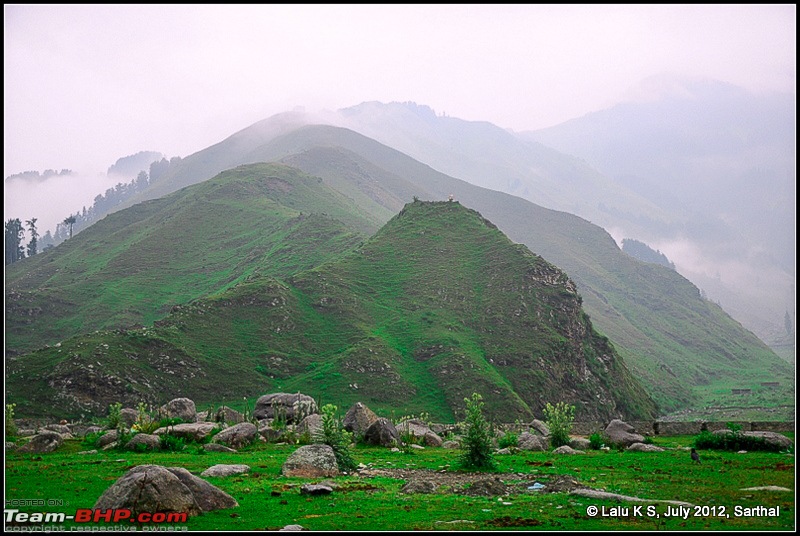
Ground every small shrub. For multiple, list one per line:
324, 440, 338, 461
132, 402, 160, 434
543, 402, 575, 449
160, 434, 187, 452
588, 432, 605, 450
107, 402, 123, 430
313, 404, 357, 471
5, 403, 18, 439
642, 435, 654, 445
83, 431, 104, 448
458, 393, 497, 471
498, 430, 518, 449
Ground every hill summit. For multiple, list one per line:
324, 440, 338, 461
8, 199, 657, 421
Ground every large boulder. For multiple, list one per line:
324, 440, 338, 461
364, 418, 400, 447
43, 424, 71, 435
160, 398, 197, 423
296, 414, 323, 438
154, 423, 218, 442
626, 442, 665, 452
212, 423, 258, 449
120, 408, 139, 428
343, 402, 379, 437
96, 430, 119, 448
423, 431, 444, 447
166, 467, 238, 511
126, 433, 161, 451
94, 465, 202, 517
530, 419, 550, 437
518, 432, 548, 451
254, 393, 317, 423
211, 406, 244, 425
604, 420, 645, 447
282, 445, 339, 478
18, 431, 63, 453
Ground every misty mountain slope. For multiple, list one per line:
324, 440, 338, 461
7, 201, 658, 422
523, 77, 795, 346
5, 163, 372, 356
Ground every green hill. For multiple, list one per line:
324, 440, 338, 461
7, 201, 657, 422
5, 163, 374, 356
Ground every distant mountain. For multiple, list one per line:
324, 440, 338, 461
7, 199, 658, 422
6, 121, 791, 419
523, 75, 795, 348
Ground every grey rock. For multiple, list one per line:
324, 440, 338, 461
154, 423, 218, 442
212, 422, 258, 449
96, 430, 119, 448
160, 398, 197, 423
300, 484, 333, 495
530, 419, 550, 436
422, 431, 443, 447
279, 525, 307, 531
553, 445, 583, 455
282, 445, 339, 478
442, 440, 460, 449
364, 418, 400, 447
463, 478, 509, 497
126, 433, 161, 451
400, 480, 439, 494
570, 438, 592, 450
18, 431, 63, 453
343, 402, 379, 436
295, 414, 323, 438
604, 419, 645, 447
212, 406, 244, 425
713, 430, 793, 450
200, 464, 251, 478
120, 408, 138, 427
43, 424, 71, 435
518, 432, 548, 451
166, 467, 238, 511
203, 443, 237, 453
94, 465, 201, 516
254, 393, 317, 423
626, 442, 665, 452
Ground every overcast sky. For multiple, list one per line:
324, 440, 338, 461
4, 4, 796, 179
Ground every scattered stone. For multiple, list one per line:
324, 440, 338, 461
496, 448, 512, 455
279, 525, 307, 531
552, 445, 583, 455
94, 465, 202, 517
569, 437, 591, 450
200, 464, 250, 478
364, 418, 400, 447
604, 419, 645, 447
462, 477, 509, 497
300, 484, 333, 495
442, 440, 460, 449
43, 424, 71, 435
254, 393, 317, 423
154, 423, 218, 442
166, 467, 239, 511
282, 445, 339, 478
18, 431, 63, 453
390, 447, 400, 452
400, 480, 439, 494
570, 488, 693, 507
343, 402, 379, 436
78, 450, 98, 455
212, 422, 258, 449
530, 419, 549, 436
740, 486, 792, 492
626, 442, 664, 452
411, 444, 425, 450
160, 398, 197, 423
738, 450, 747, 454
203, 443, 237, 453
125, 433, 161, 451
6, 442, 18, 451
423, 431, 444, 447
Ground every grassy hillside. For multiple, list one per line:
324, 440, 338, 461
7, 201, 657, 422
5, 163, 373, 356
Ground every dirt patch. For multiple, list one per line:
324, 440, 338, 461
487, 516, 543, 528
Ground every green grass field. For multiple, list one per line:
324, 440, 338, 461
4, 435, 794, 531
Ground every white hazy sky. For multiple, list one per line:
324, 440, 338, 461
4, 4, 796, 179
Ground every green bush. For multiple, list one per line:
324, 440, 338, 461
106, 402, 123, 430
543, 402, 575, 448
314, 404, 357, 471
458, 393, 497, 470
498, 430, 518, 449
693, 430, 784, 452
160, 434, 187, 452
588, 432, 605, 450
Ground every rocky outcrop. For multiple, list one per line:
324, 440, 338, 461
254, 393, 318, 423
364, 418, 400, 447
160, 398, 197, 423
343, 402, 379, 436
604, 420, 645, 447
94, 465, 202, 516
211, 423, 257, 449
154, 422, 218, 442
18, 431, 63, 453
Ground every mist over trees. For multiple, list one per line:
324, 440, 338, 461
621, 238, 675, 270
